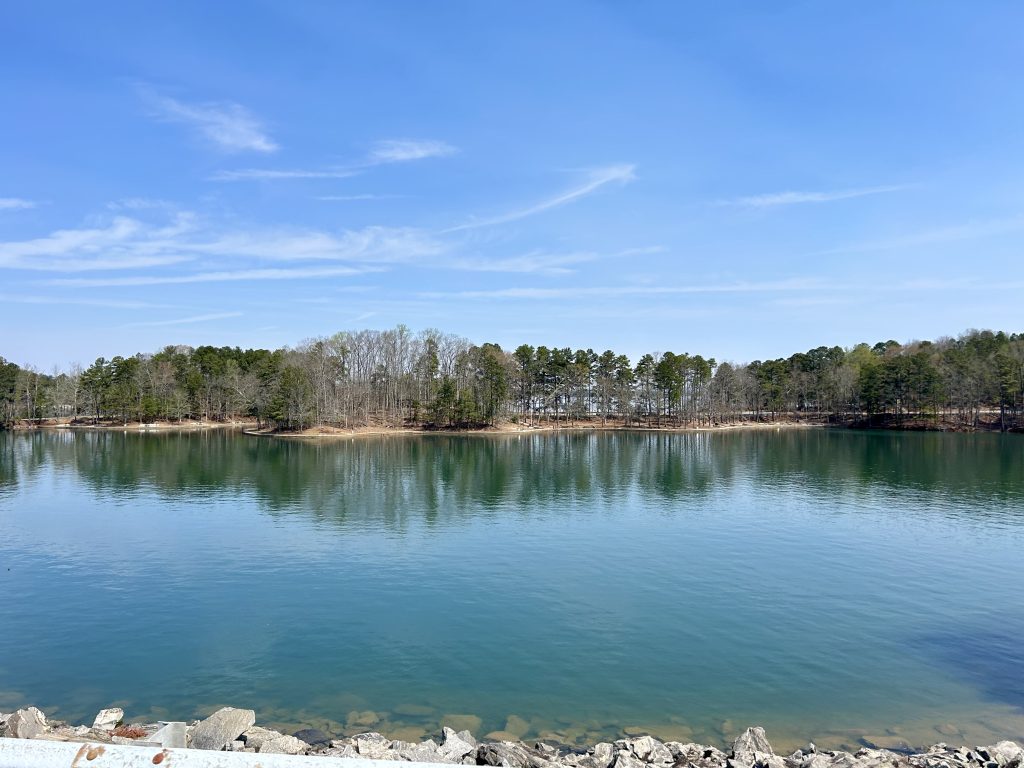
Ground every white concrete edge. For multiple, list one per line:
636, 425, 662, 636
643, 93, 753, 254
0, 738, 455, 768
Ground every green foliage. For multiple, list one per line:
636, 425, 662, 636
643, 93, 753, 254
2, 327, 1022, 431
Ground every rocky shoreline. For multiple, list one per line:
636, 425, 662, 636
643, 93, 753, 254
2, 705, 1022, 768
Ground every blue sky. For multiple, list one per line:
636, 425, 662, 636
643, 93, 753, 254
3, 1, 1023, 369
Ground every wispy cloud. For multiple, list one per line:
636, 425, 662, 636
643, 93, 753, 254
0, 214, 441, 273
211, 167, 358, 181
448, 246, 661, 275
214, 138, 455, 182
442, 164, 636, 233
0, 293, 174, 310
0, 198, 37, 210
127, 311, 244, 327
821, 215, 1024, 254
723, 184, 906, 208
50, 266, 380, 288
0, 214, 197, 271
420, 278, 823, 300
368, 139, 457, 163
315, 194, 398, 201
106, 198, 177, 211
144, 91, 277, 153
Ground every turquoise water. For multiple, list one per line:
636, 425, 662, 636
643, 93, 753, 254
1, 429, 1022, 750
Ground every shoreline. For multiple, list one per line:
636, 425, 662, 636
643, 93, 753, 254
2, 705, 1021, 768
243, 421, 823, 440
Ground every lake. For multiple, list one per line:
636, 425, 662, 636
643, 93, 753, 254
1, 428, 1022, 751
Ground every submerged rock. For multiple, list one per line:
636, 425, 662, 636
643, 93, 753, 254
443, 714, 483, 735
190, 706, 256, 750
505, 716, 532, 739
293, 727, 332, 746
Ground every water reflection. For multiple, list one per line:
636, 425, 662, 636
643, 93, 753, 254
3, 429, 1021, 528
1, 428, 1023, 749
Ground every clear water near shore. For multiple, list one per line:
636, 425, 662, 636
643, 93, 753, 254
1, 429, 1022, 751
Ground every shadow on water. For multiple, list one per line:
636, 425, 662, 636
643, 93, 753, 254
915, 623, 1024, 711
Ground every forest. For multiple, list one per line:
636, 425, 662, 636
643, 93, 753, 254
1, 327, 1022, 432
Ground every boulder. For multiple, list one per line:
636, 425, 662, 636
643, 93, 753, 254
617, 736, 673, 764
614, 750, 650, 768
190, 707, 256, 751
478, 741, 551, 768
241, 726, 276, 749
475, 741, 532, 765
262, 734, 309, 754
731, 728, 777, 768
991, 743, 1024, 768
440, 727, 479, 762
91, 708, 123, 731
593, 742, 617, 768
393, 739, 443, 762
354, 731, 396, 759
4, 707, 47, 740
734, 728, 774, 757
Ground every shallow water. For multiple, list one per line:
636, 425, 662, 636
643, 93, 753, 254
1, 428, 1022, 750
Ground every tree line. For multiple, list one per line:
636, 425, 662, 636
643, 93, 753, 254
2, 326, 1022, 432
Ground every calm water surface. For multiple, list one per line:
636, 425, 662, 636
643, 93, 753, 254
1, 429, 1022, 750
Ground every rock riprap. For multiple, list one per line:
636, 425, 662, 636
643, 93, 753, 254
189, 706, 256, 750
0, 704, 1021, 768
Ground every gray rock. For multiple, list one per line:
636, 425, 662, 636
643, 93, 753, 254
440, 726, 479, 762
618, 736, 673, 764
670, 743, 728, 768
734, 728, 774, 757
5, 707, 47, 740
479, 741, 555, 768
991, 743, 1023, 768
593, 743, 617, 768
393, 739, 443, 762
262, 734, 309, 755
91, 708, 123, 731
190, 707, 256, 751
479, 742, 527, 767
731, 728, 777, 768
355, 732, 397, 760
614, 750, 650, 768
241, 726, 282, 751
800, 754, 833, 768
